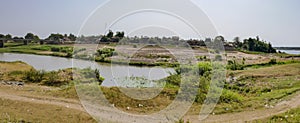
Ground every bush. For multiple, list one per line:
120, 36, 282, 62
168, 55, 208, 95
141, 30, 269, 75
43, 70, 72, 86
77, 67, 105, 85
165, 74, 181, 86
268, 59, 277, 65
43, 71, 60, 86
51, 47, 60, 52
227, 60, 244, 70
215, 55, 222, 61
198, 62, 212, 76
24, 69, 45, 83
195, 75, 210, 103
220, 89, 243, 103
97, 48, 115, 57
95, 68, 105, 85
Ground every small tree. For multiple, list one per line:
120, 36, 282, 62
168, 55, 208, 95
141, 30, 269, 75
25, 33, 39, 42
106, 30, 114, 38
95, 69, 104, 85
68, 33, 77, 41
5, 34, 12, 40
25, 33, 35, 40
115, 31, 125, 38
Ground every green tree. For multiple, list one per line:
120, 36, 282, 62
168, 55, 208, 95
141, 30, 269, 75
5, 34, 12, 39
47, 33, 64, 41
106, 30, 114, 38
115, 31, 125, 38
25, 33, 39, 42
25, 33, 35, 39
247, 38, 255, 51
0, 34, 4, 39
68, 33, 77, 41
233, 37, 242, 48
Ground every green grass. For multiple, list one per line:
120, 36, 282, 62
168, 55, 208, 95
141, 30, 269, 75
256, 107, 300, 122
0, 43, 72, 57
215, 63, 300, 114
238, 49, 267, 55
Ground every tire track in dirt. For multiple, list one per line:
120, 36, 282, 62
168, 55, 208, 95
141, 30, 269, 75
2, 86, 300, 123
0, 91, 84, 112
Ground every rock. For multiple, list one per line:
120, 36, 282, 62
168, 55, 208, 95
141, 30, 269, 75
17, 82, 24, 86
126, 107, 130, 110
138, 104, 143, 107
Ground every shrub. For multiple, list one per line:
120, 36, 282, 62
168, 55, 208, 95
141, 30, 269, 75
51, 47, 60, 52
220, 89, 243, 103
268, 59, 277, 65
165, 74, 181, 86
195, 75, 210, 103
133, 45, 137, 48
43, 70, 72, 86
198, 62, 212, 76
95, 68, 105, 85
43, 71, 60, 86
97, 48, 115, 57
227, 60, 244, 70
215, 55, 222, 61
24, 69, 45, 83
77, 67, 105, 85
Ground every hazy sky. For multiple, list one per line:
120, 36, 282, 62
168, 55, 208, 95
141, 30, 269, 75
0, 0, 299, 46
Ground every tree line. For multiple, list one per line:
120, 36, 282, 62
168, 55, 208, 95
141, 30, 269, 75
1, 31, 277, 53
0, 33, 77, 42
233, 36, 276, 53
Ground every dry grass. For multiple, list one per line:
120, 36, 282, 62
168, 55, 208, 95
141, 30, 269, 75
0, 61, 33, 73
0, 98, 95, 123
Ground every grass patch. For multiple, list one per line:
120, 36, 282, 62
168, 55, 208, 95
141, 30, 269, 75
257, 107, 300, 122
0, 61, 33, 73
0, 44, 73, 58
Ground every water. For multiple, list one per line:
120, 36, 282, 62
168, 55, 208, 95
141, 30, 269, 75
279, 50, 300, 55
0, 53, 175, 86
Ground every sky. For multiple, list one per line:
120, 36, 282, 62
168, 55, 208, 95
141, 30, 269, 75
0, 0, 299, 47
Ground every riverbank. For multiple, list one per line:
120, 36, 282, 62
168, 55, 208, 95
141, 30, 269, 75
0, 43, 179, 67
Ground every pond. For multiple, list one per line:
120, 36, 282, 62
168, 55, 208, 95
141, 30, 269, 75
0, 53, 175, 86
279, 50, 300, 55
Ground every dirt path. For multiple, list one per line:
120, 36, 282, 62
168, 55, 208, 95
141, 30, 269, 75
1, 86, 300, 123
0, 90, 84, 112
184, 92, 300, 123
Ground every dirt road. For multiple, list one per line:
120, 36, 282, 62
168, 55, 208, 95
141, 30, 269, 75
1, 85, 300, 123
0, 89, 84, 112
